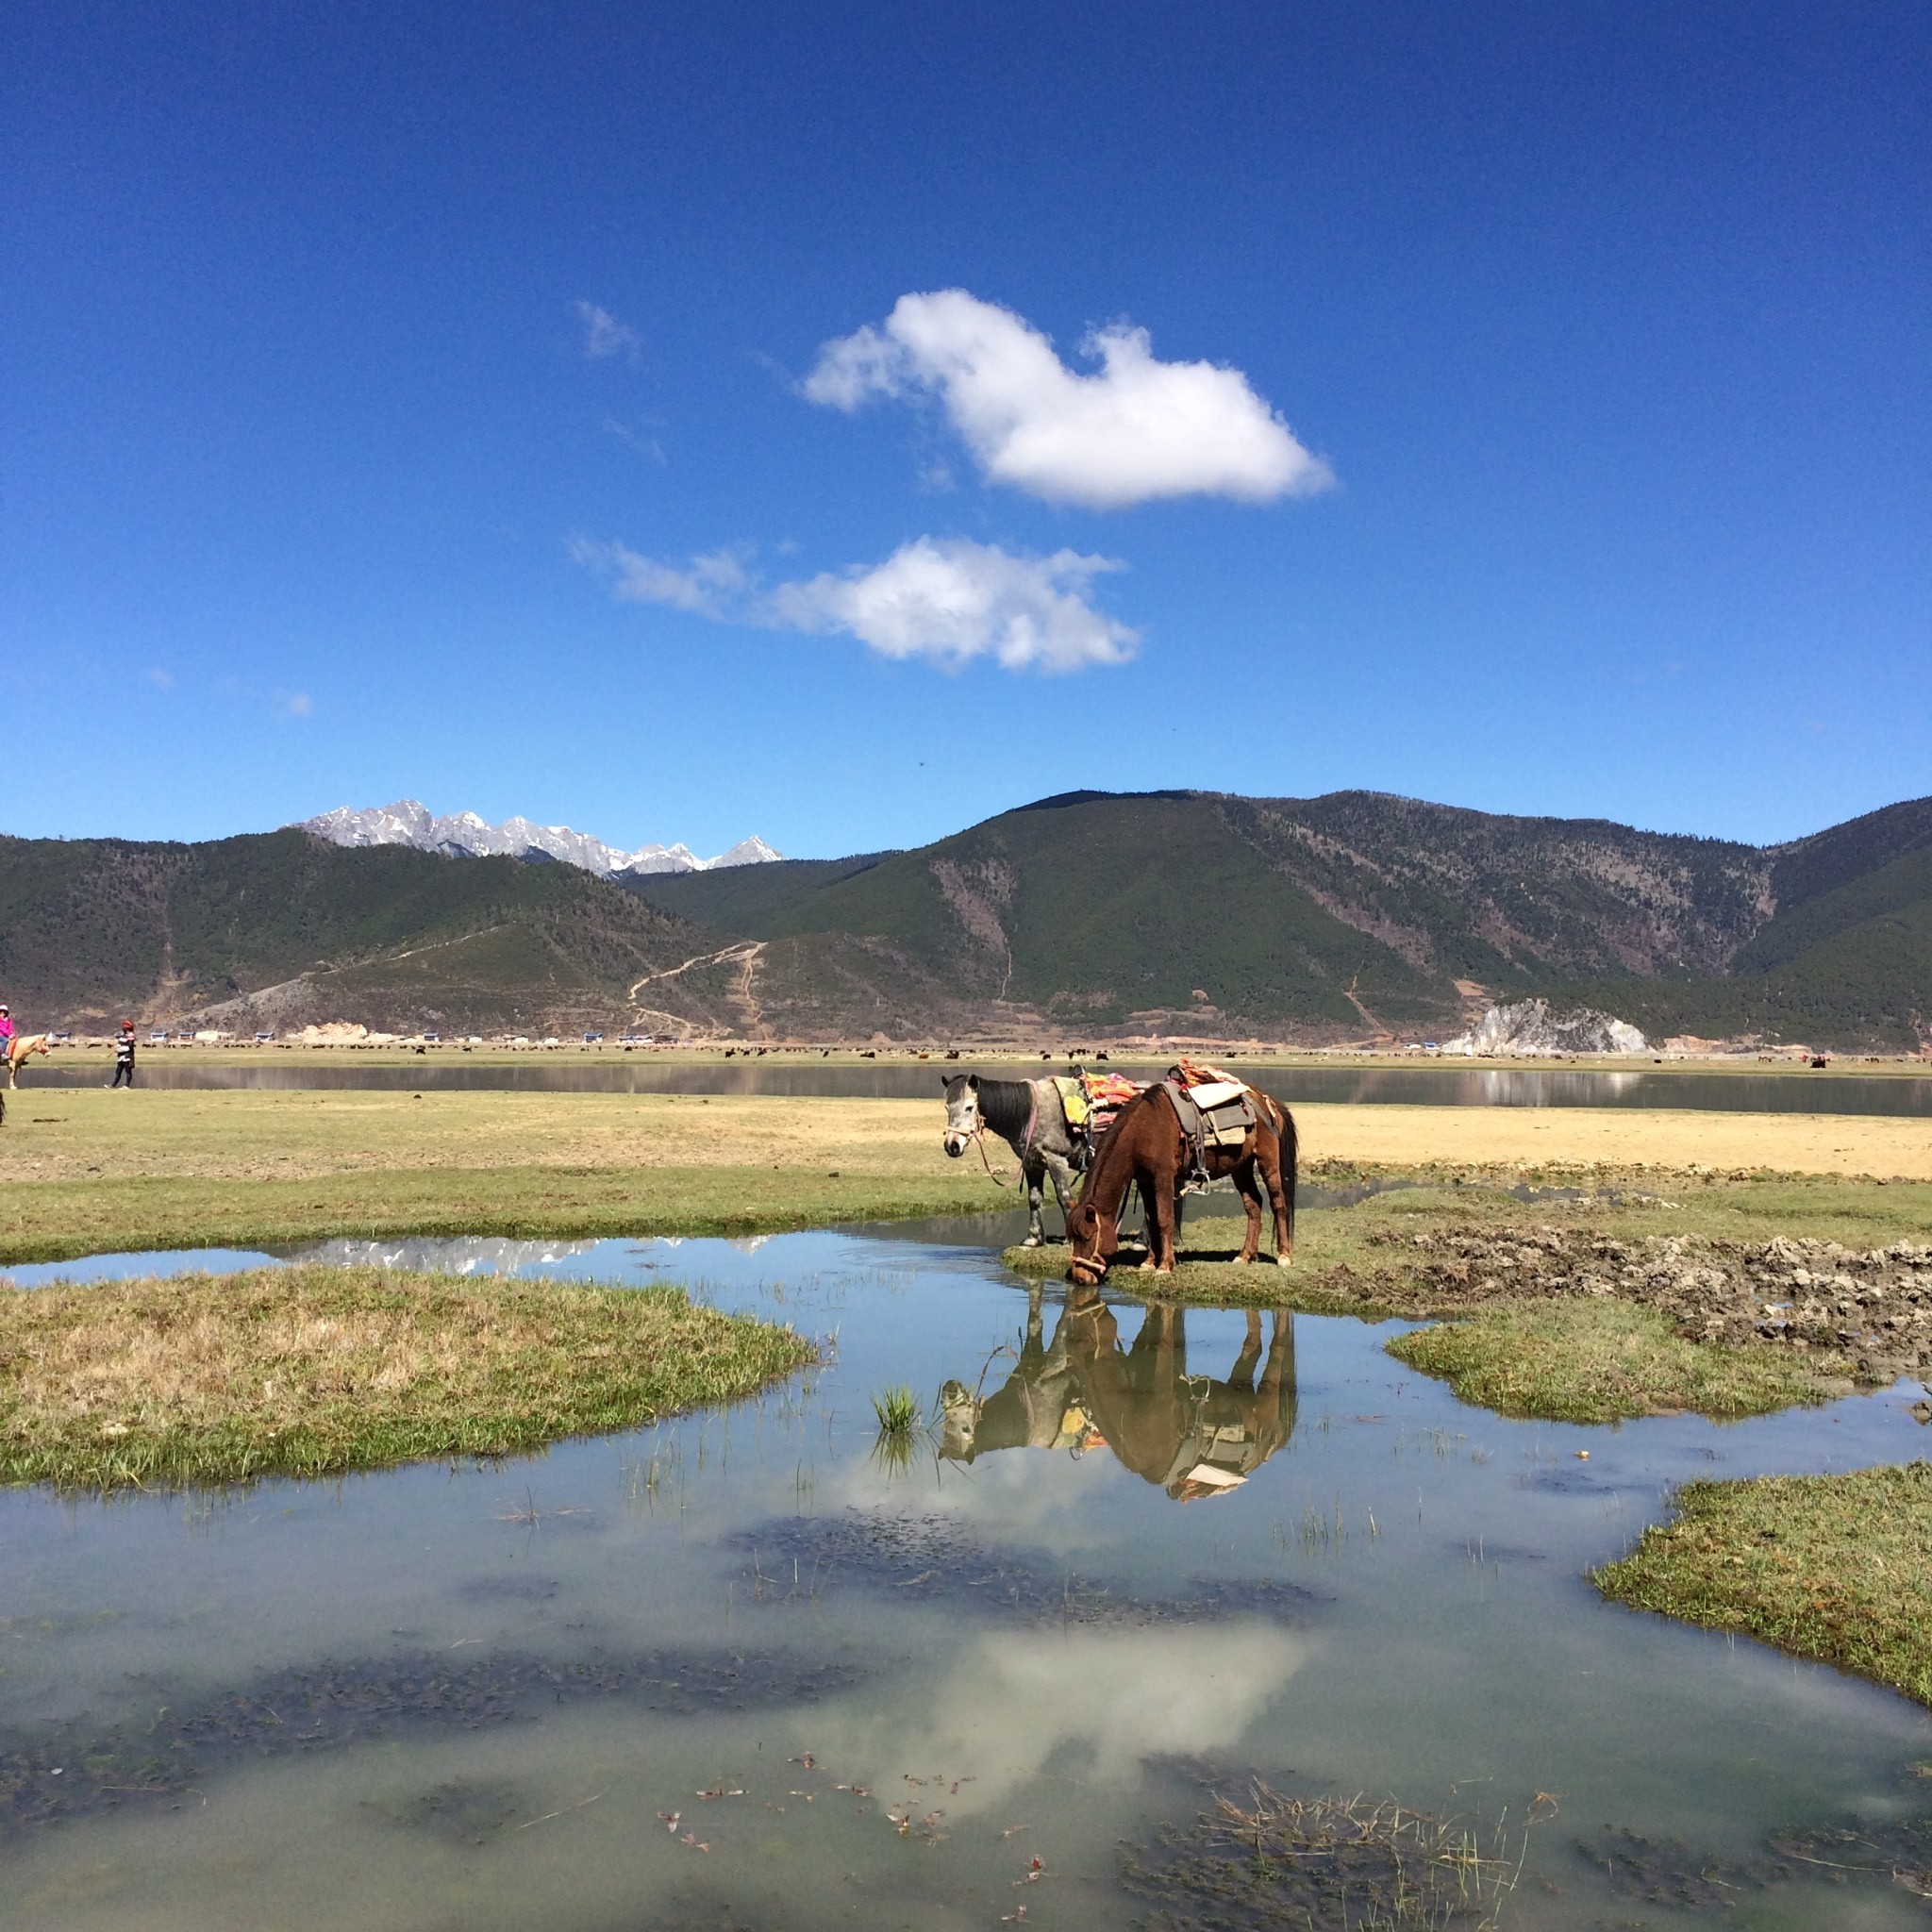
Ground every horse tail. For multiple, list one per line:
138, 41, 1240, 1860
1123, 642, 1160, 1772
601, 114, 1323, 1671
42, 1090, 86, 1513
1277, 1104, 1298, 1253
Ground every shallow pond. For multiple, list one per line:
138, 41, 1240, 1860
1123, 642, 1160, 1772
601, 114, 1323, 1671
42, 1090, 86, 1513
25, 1058, 1932, 1114
6, 1221, 1932, 1928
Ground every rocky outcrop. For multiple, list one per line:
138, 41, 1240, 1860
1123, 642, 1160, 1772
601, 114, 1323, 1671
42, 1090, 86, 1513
1442, 999, 1647, 1057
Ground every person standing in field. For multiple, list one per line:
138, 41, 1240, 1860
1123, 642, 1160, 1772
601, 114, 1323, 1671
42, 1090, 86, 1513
109, 1020, 137, 1089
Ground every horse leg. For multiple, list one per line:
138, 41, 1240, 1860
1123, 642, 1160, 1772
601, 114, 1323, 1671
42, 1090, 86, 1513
1229, 1308, 1263, 1389
1022, 1157, 1047, 1247
1231, 1157, 1264, 1264
1264, 1150, 1294, 1266
1042, 1150, 1077, 1241
1149, 1165, 1181, 1274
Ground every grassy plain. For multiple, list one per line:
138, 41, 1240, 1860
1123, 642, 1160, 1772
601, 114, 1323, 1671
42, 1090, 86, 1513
1593, 1464, 1932, 1707
4, 1084, 1932, 1262
0, 1265, 812, 1491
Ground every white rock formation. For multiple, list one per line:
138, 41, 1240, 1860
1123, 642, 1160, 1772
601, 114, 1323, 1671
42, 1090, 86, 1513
298, 802, 782, 876
1443, 999, 1649, 1058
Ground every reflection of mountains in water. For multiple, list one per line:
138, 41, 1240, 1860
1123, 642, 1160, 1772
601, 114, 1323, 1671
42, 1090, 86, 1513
941, 1289, 1297, 1503
286, 1236, 608, 1274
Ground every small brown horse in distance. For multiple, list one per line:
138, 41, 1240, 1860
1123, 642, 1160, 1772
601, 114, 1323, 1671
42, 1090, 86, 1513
1065, 1082, 1296, 1287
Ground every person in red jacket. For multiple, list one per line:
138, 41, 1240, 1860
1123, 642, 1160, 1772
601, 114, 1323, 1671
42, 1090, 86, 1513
109, 1020, 137, 1089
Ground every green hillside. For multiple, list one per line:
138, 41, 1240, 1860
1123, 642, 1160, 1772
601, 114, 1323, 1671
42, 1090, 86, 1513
748, 792, 1447, 1030
3, 791, 1926, 1046
0, 830, 735, 1036
622, 853, 891, 931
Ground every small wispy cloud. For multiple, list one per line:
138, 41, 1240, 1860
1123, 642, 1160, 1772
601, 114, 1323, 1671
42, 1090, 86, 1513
601, 417, 667, 463
803, 289, 1334, 510
285, 692, 312, 717
574, 534, 1137, 675
145, 667, 174, 689
574, 300, 641, 361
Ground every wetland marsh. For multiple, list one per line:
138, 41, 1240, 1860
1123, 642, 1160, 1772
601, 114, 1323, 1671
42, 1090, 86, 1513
6, 1220, 1932, 1929
7, 1083, 1932, 1925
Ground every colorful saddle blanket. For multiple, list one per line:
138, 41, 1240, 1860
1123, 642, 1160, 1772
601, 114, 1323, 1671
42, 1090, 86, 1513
1054, 1072, 1144, 1158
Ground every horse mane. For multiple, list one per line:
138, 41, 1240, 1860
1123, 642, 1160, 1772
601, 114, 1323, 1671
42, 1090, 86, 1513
974, 1078, 1036, 1142
1075, 1084, 1161, 1220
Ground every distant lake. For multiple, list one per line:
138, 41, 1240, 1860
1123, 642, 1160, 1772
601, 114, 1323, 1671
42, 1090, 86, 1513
26, 1058, 1932, 1115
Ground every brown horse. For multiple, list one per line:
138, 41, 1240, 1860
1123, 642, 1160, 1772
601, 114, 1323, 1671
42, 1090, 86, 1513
4, 1035, 50, 1089
1065, 1081, 1296, 1286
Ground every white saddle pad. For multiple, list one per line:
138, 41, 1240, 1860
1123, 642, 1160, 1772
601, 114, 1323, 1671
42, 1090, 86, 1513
1187, 1080, 1246, 1110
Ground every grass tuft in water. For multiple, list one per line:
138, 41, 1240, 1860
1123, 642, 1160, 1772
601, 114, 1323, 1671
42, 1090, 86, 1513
1593, 1461, 1932, 1707
0, 1264, 813, 1491
870, 1384, 921, 1434
1124, 1781, 1551, 1929
868, 1384, 924, 1474
1385, 1298, 1843, 1424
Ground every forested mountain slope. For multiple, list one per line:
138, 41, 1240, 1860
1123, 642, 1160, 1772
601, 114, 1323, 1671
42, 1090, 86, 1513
0, 830, 740, 1036
4, 791, 1926, 1046
629, 789, 1932, 1048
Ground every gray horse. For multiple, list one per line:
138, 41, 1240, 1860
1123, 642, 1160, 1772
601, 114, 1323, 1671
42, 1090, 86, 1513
941, 1072, 1084, 1247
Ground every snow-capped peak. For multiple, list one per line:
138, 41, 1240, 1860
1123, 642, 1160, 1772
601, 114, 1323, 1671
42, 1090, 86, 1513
297, 801, 783, 876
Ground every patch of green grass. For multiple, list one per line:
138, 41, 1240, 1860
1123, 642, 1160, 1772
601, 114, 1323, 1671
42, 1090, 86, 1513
0, 1265, 813, 1491
1593, 1463, 1932, 1707
1386, 1299, 1846, 1424
870, 1384, 920, 1434
0, 1165, 1001, 1266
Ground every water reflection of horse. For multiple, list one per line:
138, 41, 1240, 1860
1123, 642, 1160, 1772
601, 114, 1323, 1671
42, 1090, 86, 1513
939, 1287, 1297, 1502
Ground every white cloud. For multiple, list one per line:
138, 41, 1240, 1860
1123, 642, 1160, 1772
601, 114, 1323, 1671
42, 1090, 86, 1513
803, 289, 1334, 509
601, 418, 667, 463
815, 1624, 1307, 1816
571, 537, 751, 618
574, 533, 1136, 675
770, 537, 1135, 672
574, 300, 641, 361
285, 692, 312, 716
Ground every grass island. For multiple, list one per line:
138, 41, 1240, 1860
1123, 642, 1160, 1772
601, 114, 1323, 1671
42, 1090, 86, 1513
0, 1264, 813, 1492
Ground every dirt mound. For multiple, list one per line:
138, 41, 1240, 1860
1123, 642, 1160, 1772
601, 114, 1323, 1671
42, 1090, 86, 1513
1377, 1224, 1932, 1383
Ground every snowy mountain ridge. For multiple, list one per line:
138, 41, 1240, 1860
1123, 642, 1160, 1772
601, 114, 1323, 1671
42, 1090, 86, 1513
298, 800, 782, 876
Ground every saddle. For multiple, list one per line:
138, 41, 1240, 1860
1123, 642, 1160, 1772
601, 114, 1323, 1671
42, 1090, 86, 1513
1161, 1064, 1257, 1187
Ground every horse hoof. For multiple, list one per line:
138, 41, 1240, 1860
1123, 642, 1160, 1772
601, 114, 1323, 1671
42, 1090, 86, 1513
1231, 1255, 1250, 1267
1021, 1236, 1043, 1249
1275, 1254, 1293, 1269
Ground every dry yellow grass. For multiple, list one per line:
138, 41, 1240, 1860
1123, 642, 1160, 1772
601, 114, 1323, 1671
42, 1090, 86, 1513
5, 1089, 1929, 1186
0, 1090, 958, 1184
1289, 1101, 1932, 1180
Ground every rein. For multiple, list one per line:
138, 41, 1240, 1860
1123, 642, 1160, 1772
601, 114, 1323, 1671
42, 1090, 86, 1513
970, 1125, 1015, 1187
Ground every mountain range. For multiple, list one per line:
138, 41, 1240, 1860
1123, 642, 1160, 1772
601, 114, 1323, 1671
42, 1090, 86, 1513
2, 789, 1926, 1048
300, 801, 782, 876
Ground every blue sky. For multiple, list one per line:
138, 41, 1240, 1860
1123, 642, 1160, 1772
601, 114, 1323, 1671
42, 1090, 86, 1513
4, 2, 1926, 858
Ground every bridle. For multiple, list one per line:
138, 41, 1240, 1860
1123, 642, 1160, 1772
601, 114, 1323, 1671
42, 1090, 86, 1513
944, 1090, 1015, 1187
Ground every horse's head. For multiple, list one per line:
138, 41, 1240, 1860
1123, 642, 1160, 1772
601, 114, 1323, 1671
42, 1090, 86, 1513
940, 1073, 982, 1158
936, 1377, 979, 1459
1065, 1197, 1119, 1287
